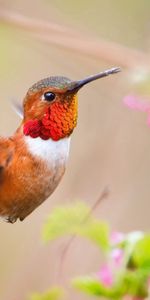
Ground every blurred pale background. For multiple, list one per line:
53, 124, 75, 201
0, 1, 150, 299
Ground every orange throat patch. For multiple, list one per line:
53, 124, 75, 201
23, 96, 78, 141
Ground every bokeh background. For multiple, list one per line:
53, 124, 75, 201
0, 1, 150, 299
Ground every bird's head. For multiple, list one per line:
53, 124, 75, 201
23, 67, 120, 141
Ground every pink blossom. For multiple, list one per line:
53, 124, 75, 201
111, 231, 125, 245
97, 265, 113, 287
147, 114, 150, 127
123, 94, 150, 112
123, 94, 150, 130
111, 248, 124, 266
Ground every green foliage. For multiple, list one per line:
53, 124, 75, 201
73, 276, 125, 299
73, 271, 148, 299
122, 271, 148, 298
43, 202, 90, 241
73, 277, 111, 297
42, 202, 109, 250
29, 287, 63, 300
79, 220, 109, 250
41, 202, 150, 299
132, 235, 150, 268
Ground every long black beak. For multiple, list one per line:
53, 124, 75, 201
67, 67, 121, 93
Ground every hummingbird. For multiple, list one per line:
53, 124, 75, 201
0, 67, 120, 223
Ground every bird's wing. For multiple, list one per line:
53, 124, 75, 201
0, 138, 14, 180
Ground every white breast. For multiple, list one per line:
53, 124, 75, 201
24, 136, 71, 167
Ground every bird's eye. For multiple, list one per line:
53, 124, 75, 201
43, 92, 56, 102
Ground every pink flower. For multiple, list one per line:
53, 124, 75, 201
123, 94, 150, 129
111, 231, 125, 245
147, 114, 150, 127
111, 248, 124, 266
97, 265, 113, 287
123, 94, 150, 112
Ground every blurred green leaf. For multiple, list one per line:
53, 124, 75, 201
73, 277, 109, 296
29, 287, 63, 300
42, 202, 91, 242
121, 270, 148, 298
132, 235, 150, 268
80, 221, 109, 250
42, 202, 109, 250
73, 276, 126, 299
73, 270, 149, 299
